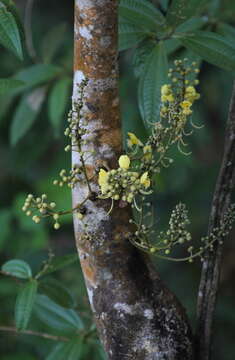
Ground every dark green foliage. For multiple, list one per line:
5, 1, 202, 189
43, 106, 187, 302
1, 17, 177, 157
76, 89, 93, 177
46, 339, 84, 360
138, 42, 168, 126
0, 1, 23, 59
2, 259, 32, 279
0, 0, 235, 359
15, 280, 38, 330
119, 0, 235, 127
34, 295, 84, 333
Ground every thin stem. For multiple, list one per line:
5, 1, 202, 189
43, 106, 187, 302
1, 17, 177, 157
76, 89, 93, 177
0, 326, 69, 342
24, 0, 38, 61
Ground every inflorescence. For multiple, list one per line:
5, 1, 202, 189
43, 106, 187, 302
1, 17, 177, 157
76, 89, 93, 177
22, 59, 235, 263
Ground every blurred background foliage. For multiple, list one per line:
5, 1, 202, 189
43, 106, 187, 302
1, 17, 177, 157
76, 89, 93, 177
0, 0, 235, 359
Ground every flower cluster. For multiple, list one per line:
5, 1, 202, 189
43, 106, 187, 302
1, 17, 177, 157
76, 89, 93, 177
158, 59, 201, 154
98, 155, 151, 204
22, 194, 61, 229
53, 167, 81, 189
150, 203, 192, 255
22, 78, 91, 230
21, 59, 235, 264
161, 83, 200, 117
129, 203, 235, 263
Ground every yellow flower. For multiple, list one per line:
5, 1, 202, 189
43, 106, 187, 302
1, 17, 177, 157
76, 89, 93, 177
140, 172, 151, 188
182, 108, 192, 115
180, 101, 192, 115
118, 155, 130, 170
161, 95, 168, 102
143, 145, 152, 161
161, 84, 171, 95
98, 169, 109, 194
185, 86, 196, 94
180, 100, 192, 109
185, 86, 200, 102
166, 94, 174, 102
161, 94, 174, 103
127, 132, 143, 147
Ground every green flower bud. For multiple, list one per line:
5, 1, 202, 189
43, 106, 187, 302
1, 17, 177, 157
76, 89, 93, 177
54, 222, 60, 230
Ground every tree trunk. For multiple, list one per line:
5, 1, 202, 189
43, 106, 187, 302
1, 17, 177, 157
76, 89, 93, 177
72, 1, 193, 358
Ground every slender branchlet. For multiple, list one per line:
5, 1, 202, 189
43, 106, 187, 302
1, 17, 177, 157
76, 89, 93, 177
22, 60, 235, 264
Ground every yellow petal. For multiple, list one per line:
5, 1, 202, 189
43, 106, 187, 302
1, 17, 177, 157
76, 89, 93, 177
140, 172, 150, 188
185, 86, 196, 94
180, 100, 192, 109
166, 94, 174, 102
127, 132, 143, 147
119, 155, 130, 170
98, 169, 109, 193
161, 84, 170, 95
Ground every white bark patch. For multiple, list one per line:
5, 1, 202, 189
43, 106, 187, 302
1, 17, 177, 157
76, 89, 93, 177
198, 291, 203, 297
87, 287, 95, 311
100, 36, 111, 48
99, 143, 114, 159
144, 309, 154, 320
72, 182, 109, 236
79, 26, 93, 40
76, 0, 107, 10
114, 303, 134, 315
72, 70, 85, 103
100, 268, 113, 281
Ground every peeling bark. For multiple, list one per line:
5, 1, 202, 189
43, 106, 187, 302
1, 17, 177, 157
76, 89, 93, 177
72, 1, 193, 358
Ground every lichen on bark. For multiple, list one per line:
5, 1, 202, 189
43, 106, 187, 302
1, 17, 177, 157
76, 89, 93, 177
72, 1, 194, 358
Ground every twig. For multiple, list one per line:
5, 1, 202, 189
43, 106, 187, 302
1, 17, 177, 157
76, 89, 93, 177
0, 270, 22, 284
24, 0, 38, 61
195, 81, 235, 360
0, 326, 69, 342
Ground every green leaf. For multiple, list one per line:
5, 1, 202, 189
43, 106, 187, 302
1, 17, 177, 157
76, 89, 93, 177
176, 16, 207, 33
15, 280, 38, 331
138, 42, 168, 127
180, 31, 235, 72
119, 0, 165, 31
0, 78, 24, 95
39, 253, 78, 277
164, 39, 181, 54
12, 64, 62, 94
48, 77, 71, 135
166, 0, 206, 28
0, 3, 23, 59
216, 23, 235, 42
47, 339, 84, 360
41, 23, 67, 64
2, 259, 32, 279
132, 39, 156, 78
119, 22, 147, 51
96, 346, 107, 360
0, 0, 25, 38
34, 295, 84, 332
10, 87, 46, 145
38, 278, 75, 308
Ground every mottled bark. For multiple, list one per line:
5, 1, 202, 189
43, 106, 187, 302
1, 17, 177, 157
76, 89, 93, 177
195, 81, 235, 360
72, 1, 193, 359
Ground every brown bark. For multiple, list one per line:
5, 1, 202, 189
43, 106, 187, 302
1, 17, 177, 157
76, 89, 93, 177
72, 1, 193, 359
195, 81, 235, 360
